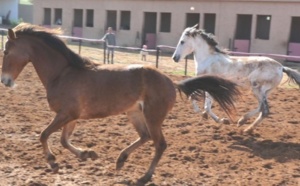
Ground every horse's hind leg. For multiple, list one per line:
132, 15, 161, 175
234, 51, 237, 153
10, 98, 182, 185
137, 106, 168, 184
40, 113, 74, 172
61, 122, 98, 161
116, 106, 151, 170
243, 96, 269, 133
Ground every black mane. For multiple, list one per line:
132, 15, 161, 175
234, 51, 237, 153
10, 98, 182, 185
13, 23, 98, 70
185, 27, 227, 54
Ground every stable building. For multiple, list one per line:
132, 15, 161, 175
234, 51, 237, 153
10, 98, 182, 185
31, 0, 300, 58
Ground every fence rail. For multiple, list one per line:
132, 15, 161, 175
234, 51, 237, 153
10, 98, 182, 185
1, 27, 300, 75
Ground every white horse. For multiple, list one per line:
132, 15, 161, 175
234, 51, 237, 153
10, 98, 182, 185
172, 25, 300, 133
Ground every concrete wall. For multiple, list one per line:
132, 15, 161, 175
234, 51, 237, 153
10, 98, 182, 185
19, 4, 33, 23
32, 0, 300, 55
0, 0, 19, 24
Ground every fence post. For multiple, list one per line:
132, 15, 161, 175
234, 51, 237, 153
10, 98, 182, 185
103, 42, 107, 64
184, 56, 188, 76
78, 40, 82, 54
156, 47, 160, 68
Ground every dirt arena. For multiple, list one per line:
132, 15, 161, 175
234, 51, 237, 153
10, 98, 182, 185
0, 50, 300, 186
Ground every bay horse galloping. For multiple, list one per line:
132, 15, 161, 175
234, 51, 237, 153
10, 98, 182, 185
172, 25, 300, 133
1, 23, 240, 184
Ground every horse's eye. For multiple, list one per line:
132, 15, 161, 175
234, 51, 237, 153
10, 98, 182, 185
180, 40, 185, 45
3, 50, 8, 55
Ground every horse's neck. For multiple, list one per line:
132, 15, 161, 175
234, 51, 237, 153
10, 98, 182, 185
193, 39, 212, 63
193, 46, 231, 75
29, 40, 69, 88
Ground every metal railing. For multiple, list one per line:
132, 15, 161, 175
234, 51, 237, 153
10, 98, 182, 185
1, 27, 300, 75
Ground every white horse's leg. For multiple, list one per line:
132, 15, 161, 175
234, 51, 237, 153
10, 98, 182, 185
204, 92, 230, 124
243, 87, 270, 133
192, 99, 201, 113
237, 107, 260, 126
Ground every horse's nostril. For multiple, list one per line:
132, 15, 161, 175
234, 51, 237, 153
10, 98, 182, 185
172, 55, 180, 62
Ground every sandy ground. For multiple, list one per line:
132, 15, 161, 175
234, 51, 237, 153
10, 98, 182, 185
0, 50, 300, 186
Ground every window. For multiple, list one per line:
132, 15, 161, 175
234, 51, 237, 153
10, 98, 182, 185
54, 8, 62, 25
160, 13, 171, 32
204, 13, 216, 34
86, 9, 94, 27
43, 8, 51, 25
256, 15, 271, 40
120, 11, 130, 30
106, 10, 117, 30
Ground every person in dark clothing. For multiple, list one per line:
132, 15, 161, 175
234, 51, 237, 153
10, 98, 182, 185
101, 27, 116, 64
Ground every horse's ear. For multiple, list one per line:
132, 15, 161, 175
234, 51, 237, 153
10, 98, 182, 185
192, 24, 198, 29
7, 29, 16, 40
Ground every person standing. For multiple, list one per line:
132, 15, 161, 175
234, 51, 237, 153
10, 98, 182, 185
101, 27, 116, 64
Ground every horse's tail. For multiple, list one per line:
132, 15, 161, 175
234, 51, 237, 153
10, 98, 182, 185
283, 67, 300, 88
175, 75, 241, 119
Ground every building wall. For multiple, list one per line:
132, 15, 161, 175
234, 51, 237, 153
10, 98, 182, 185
32, 0, 300, 55
0, 0, 19, 24
19, 4, 33, 23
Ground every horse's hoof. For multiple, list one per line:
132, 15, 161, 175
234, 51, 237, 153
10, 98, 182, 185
137, 173, 152, 185
88, 151, 99, 160
79, 150, 99, 161
237, 118, 247, 127
243, 128, 254, 134
116, 153, 128, 170
50, 163, 59, 173
116, 161, 125, 170
220, 118, 230, 124
201, 112, 208, 120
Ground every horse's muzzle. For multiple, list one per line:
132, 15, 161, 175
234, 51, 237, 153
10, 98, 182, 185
1, 75, 14, 87
172, 55, 180, 63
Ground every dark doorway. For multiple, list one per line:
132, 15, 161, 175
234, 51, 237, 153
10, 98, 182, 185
186, 13, 200, 28
233, 14, 252, 53
143, 12, 157, 49
287, 17, 300, 59
73, 9, 83, 37
43, 8, 51, 26
106, 10, 117, 31
204, 13, 216, 34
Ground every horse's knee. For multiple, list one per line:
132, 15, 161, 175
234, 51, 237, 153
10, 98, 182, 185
116, 153, 129, 170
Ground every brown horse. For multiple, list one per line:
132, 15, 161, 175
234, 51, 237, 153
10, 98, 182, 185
1, 23, 240, 184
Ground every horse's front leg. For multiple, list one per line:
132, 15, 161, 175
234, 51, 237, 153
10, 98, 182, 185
190, 95, 208, 119
204, 92, 230, 124
40, 113, 74, 173
237, 107, 260, 126
61, 121, 98, 161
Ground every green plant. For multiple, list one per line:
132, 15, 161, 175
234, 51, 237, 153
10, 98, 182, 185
10, 18, 24, 27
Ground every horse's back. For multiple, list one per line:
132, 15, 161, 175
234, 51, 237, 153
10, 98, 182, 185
228, 56, 284, 89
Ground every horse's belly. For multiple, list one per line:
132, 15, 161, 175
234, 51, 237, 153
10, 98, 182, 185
78, 95, 141, 119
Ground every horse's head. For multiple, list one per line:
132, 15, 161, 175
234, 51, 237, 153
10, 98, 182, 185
1, 28, 30, 87
172, 24, 198, 62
